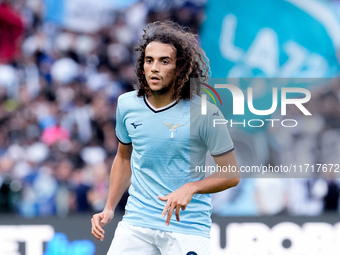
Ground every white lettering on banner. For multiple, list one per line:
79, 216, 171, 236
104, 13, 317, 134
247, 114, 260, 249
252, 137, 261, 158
246, 28, 279, 76
303, 223, 335, 255
0, 225, 54, 255
281, 42, 307, 77
210, 222, 340, 255
220, 14, 329, 77
219, 14, 243, 62
270, 222, 303, 255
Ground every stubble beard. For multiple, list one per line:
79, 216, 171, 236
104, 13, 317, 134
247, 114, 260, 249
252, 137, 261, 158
149, 84, 171, 96
148, 80, 174, 97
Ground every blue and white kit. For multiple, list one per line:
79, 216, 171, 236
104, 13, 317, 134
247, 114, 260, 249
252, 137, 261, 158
115, 90, 234, 238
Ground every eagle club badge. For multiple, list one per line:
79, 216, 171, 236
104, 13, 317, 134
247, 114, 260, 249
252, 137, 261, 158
163, 123, 183, 139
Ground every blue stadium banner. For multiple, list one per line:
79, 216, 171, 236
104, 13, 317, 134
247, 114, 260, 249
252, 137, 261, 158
201, 0, 340, 79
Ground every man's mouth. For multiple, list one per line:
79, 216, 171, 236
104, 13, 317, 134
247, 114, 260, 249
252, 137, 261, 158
150, 75, 161, 80
149, 75, 161, 84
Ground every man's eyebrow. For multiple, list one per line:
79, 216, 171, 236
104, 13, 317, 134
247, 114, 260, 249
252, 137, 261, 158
160, 56, 172, 60
145, 55, 173, 60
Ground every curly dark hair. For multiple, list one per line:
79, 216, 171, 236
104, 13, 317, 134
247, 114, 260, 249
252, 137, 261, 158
134, 20, 210, 101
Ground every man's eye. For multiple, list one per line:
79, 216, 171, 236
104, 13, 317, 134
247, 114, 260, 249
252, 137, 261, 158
162, 60, 168, 64
145, 59, 152, 63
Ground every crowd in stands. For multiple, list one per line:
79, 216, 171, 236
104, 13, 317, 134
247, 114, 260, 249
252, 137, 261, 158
0, 0, 339, 218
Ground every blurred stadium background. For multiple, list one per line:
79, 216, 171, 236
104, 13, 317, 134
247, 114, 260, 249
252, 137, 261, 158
1, 0, 340, 254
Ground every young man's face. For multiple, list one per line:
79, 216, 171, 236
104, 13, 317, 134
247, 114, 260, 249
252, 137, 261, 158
143, 41, 177, 96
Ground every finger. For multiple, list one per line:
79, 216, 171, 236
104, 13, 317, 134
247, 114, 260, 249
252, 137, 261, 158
91, 218, 104, 241
91, 227, 104, 241
162, 201, 171, 218
93, 215, 105, 232
175, 205, 180, 221
181, 205, 186, 211
158, 195, 168, 201
92, 216, 105, 235
166, 203, 176, 226
91, 217, 104, 237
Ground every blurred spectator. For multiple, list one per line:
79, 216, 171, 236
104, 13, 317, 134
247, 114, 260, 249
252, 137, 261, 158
69, 168, 91, 213
0, 0, 24, 63
254, 177, 289, 215
0, 156, 21, 213
55, 159, 74, 217
87, 163, 109, 212
323, 179, 340, 212
312, 170, 340, 213
211, 178, 258, 216
42, 118, 70, 145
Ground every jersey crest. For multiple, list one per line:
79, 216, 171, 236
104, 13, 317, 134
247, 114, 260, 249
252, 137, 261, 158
163, 123, 183, 138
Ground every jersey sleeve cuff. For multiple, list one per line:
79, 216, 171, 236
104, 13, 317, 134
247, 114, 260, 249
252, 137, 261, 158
211, 147, 234, 157
116, 135, 132, 145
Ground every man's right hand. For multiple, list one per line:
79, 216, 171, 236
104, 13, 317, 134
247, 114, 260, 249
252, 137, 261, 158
91, 209, 114, 241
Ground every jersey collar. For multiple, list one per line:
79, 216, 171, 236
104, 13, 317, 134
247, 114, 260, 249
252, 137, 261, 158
144, 96, 178, 113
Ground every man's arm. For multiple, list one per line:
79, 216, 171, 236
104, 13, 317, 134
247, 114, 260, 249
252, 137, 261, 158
158, 150, 240, 225
91, 142, 132, 241
191, 150, 240, 193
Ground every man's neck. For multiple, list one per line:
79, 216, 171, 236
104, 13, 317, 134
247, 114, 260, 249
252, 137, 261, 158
147, 92, 176, 109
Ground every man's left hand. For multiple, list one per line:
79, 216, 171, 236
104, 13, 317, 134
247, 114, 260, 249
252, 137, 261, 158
158, 183, 196, 226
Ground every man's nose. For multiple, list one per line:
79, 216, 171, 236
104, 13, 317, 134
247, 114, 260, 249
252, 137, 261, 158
151, 61, 159, 72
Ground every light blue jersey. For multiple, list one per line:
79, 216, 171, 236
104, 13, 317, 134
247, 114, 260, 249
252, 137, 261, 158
115, 90, 234, 238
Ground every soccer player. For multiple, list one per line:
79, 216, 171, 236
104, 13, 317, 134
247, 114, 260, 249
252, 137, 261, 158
91, 21, 240, 255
